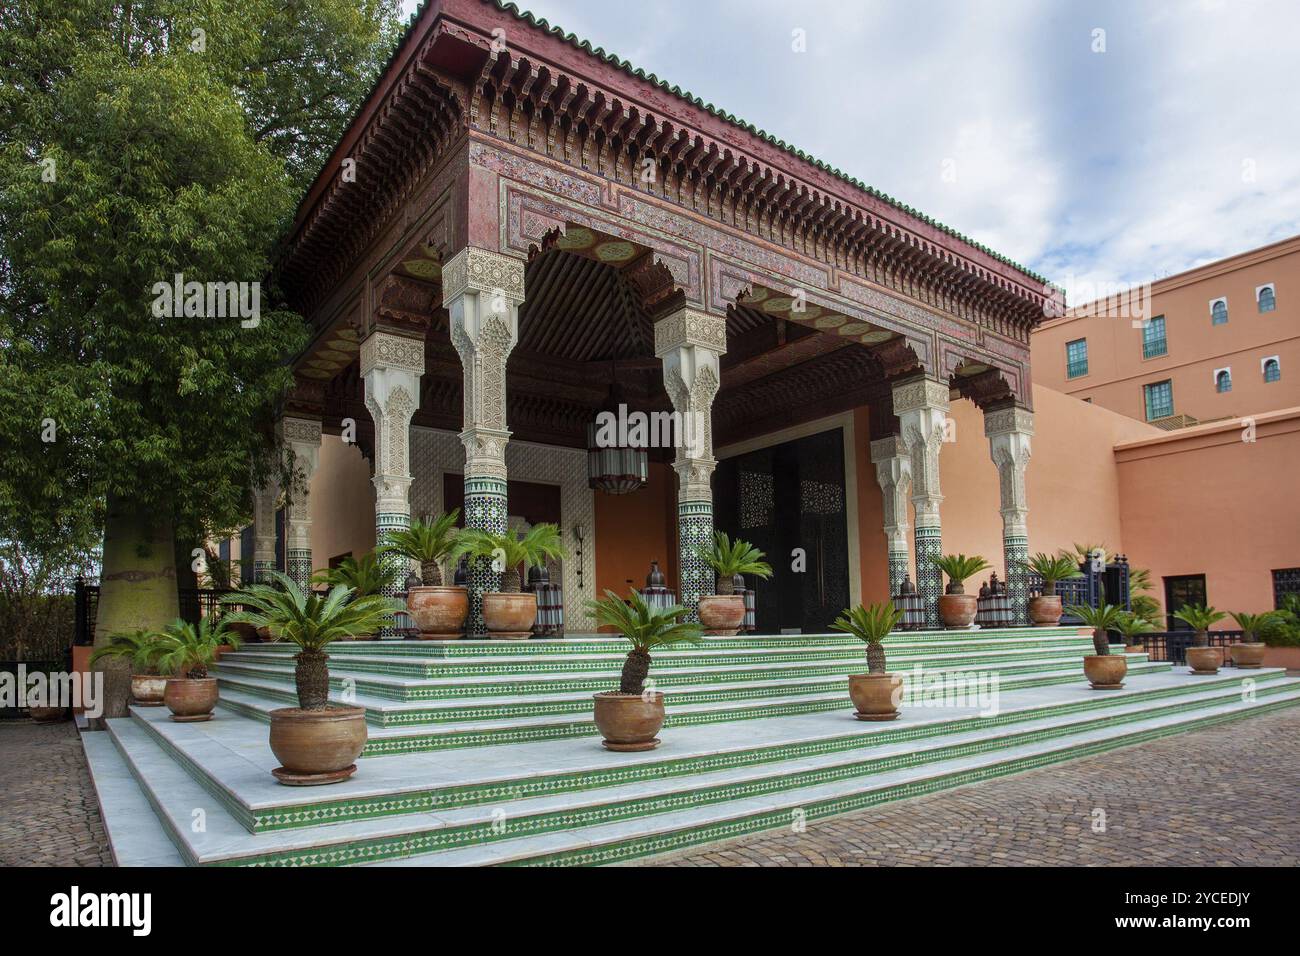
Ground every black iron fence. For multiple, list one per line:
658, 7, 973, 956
1027, 556, 1131, 624
1130, 629, 1245, 666
73, 577, 239, 647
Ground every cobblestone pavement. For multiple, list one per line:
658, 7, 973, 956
0, 719, 113, 867
647, 707, 1300, 867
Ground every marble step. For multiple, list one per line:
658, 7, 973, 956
81, 731, 186, 866
213, 656, 1171, 730
103, 675, 1300, 866
234, 626, 1090, 659
216, 659, 1174, 755
126, 668, 1284, 836
213, 644, 1103, 703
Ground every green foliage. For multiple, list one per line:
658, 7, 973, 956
1066, 603, 1128, 632
1072, 543, 1109, 566
0, 538, 89, 660
585, 589, 703, 655
379, 511, 461, 583
452, 524, 568, 590
1257, 611, 1300, 648
930, 554, 990, 586
148, 617, 240, 679
698, 531, 773, 579
1171, 603, 1227, 633
1230, 611, 1268, 640
1130, 594, 1164, 627
831, 602, 904, 646
221, 570, 400, 653
89, 629, 162, 674
313, 552, 399, 598
1017, 552, 1083, 590
1112, 612, 1155, 641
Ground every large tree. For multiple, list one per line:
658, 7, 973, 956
0, 0, 400, 717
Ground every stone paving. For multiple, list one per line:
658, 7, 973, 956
648, 706, 1300, 867
0, 718, 113, 867
2, 708, 1298, 867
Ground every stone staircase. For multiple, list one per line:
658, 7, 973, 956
80, 626, 1300, 866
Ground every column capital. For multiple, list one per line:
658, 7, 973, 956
983, 404, 1034, 439
654, 307, 728, 357
441, 247, 526, 304
360, 329, 425, 378
891, 376, 951, 415
869, 434, 908, 464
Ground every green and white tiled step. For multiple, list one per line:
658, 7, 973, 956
235, 626, 1090, 658
127, 668, 1289, 836
218, 635, 1096, 679
99, 673, 1300, 866
213, 656, 1171, 730
213, 643, 1102, 704
216, 658, 1172, 756
81, 732, 186, 866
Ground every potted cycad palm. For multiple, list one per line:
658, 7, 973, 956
312, 552, 400, 640
930, 554, 990, 628
833, 602, 906, 721
1112, 612, 1155, 655
1173, 604, 1228, 674
1228, 612, 1267, 668
89, 629, 167, 706
697, 532, 773, 635
1017, 552, 1084, 626
222, 571, 400, 785
453, 524, 567, 639
150, 618, 241, 721
1065, 603, 1128, 689
381, 511, 467, 639
586, 589, 703, 751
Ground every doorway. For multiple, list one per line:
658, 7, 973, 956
1163, 574, 1207, 630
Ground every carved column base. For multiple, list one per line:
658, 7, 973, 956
887, 547, 910, 599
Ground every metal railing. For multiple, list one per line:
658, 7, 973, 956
73, 577, 240, 646
1132, 629, 1245, 666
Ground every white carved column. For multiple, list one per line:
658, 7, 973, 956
361, 330, 425, 634
985, 404, 1034, 625
893, 377, 950, 628
250, 476, 279, 584
443, 247, 526, 635
870, 435, 912, 598
278, 416, 322, 590
655, 307, 726, 622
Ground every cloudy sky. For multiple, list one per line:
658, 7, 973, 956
403, 0, 1300, 302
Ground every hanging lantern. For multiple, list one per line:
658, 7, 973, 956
587, 378, 648, 495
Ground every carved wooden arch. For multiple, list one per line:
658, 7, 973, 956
948, 358, 1023, 411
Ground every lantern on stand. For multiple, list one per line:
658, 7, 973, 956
527, 564, 564, 638
893, 573, 926, 631
587, 379, 648, 495
733, 573, 756, 633
642, 559, 676, 613
983, 571, 1014, 628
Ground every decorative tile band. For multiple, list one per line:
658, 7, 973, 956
1003, 534, 1030, 626
678, 502, 714, 624
464, 480, 508, 636
375, 512, 411, 639
914, 525, 943, 628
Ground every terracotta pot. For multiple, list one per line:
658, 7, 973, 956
592, 692, 665, 751
698, 594, 745, 636
28, 705, 67, 722
848, 673, 903, 721
938, 593, 978, 629
257, 624, 279, 643
1028, 595, 1064, 626
268, 706, 368, 785
407, 585, 468, 639
130, 675, 168, 707
1083, 654, 1127, 689
1186, 646, 1221, 675
1229, 643, 1267, 668
482, 591, 537, 639
164, 677, 219, 722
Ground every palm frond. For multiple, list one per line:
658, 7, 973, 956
697, 531, 773, 579
930, 553, 990, 584
585, 589, 703, 653
831, 602, 904, 645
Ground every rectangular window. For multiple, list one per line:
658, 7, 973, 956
1165, 574, 1207, 630
1066, 338, 1088, 378
1144, 379, 1174, 421
1142, 316, 1167, 358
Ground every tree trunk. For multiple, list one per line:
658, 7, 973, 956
500, 567, 522, 593
619, 648, 651, 695
867, 642, 887, 675
295, 650, 330, 710
715, 574, 734, 596
1042, 580, 1056, 597
91, 494, 179, 724
421, 560, 442, 587
1092, 628, 1110, 656
1193, 628, 1208, 648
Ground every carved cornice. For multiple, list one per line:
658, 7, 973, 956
442, 246, 526, 303
891, 377, 951, 415
984, 405, 1035, 438
375, 273, 441, 331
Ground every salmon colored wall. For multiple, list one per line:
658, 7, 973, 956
593, 461, 679, 601
311, 434, 376, 568
854, 384, 1162, 600
1116, 408, 1300, 616
853, 407, 890, 603
1033, 236, 1300, 423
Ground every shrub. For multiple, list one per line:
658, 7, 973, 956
1257, 611, 1300, 648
